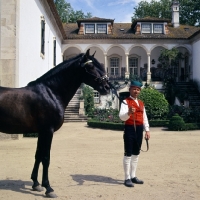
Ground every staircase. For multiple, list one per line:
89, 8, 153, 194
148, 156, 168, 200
175, 82, 200, 108
64, 88, 87, 122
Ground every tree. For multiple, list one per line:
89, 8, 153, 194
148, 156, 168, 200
54, 0, 72, 23
68, 10, 92, 23
133, 0, 200, 26
54, 0, 92, 23
82, 85, 94, 116
158, 48, 179, 69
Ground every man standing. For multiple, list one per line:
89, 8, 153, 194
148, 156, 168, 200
119, 81, 150, 187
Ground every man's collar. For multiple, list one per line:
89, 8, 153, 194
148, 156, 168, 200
129, 96, 137, 100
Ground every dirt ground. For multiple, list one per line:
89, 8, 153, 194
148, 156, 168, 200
0, 122, 200, 200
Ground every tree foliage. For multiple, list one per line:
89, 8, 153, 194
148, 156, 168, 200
133, 0, 200, 26
54, 0, 92, 23
82, 85, 94, 116
158, 47, 179, 68
139, 88, 169, 120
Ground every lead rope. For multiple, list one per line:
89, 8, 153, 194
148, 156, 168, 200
132, 113, 149, 152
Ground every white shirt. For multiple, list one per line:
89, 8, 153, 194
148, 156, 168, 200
119, 96, 150, 132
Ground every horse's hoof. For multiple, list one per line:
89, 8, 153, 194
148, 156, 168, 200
32, 185, 44, 192
46, 192, 57, 198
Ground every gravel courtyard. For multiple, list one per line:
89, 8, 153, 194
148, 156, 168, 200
0, 122, 200, 200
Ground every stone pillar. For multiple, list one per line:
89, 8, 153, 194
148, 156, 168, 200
147, 53, 151, 83
0, 0, 20, 140
125, 53, 129, 79
79, 100, 85, 115
104, 53, 108, 74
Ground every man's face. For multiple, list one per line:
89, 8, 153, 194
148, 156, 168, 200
129, 86, 141, 98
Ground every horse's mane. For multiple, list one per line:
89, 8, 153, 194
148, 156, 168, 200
27, 53, 84, 86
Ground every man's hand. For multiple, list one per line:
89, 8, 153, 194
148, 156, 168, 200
145, 131, 150, 140
128, 107, 135, 116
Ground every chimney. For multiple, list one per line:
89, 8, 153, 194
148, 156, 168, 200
171, 1, 180, 28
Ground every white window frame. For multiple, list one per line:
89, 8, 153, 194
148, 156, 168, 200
53, 37, 56, 67
94, 91, 100, 104
129, 57, 138, 75
97, 24, 107, 33
85, 24, 95, 33
40, 16, 45, 59
110, 57, 119, 76
153, 24, 163, 33
141, 24, 151, 33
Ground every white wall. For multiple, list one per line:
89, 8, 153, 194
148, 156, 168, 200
17, 0, 62, 87
192, 39, 200, 84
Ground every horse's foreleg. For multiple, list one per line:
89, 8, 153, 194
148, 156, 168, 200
31, 137, 43, 191
40, 131, 57, 198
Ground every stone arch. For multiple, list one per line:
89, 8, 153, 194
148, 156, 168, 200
150, 44, 168, 53
62, 44, 82, 54
83, 44, 106, 54
106, 46, 126, 78
128, 44, 148, 54
106, 44, 126, 54
62, 46, 82, 60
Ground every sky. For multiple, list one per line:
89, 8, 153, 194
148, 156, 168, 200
66, 0, 155, 23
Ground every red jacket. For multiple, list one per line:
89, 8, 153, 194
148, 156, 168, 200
125, 97, 144, 126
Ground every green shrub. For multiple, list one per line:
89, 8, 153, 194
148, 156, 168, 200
139, 88, 169, 120
168, 114, 185, 131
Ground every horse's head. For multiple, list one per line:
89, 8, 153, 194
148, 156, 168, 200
80, 49, 110, 95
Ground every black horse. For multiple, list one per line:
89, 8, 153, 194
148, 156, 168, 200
0, 49, 110, 198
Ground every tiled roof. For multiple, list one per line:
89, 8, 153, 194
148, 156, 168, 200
63, 22, 200, 40
131, 17, 171, 27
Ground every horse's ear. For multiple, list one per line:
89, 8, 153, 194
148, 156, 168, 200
92, 51, 96, 57
86, 49, 90, 58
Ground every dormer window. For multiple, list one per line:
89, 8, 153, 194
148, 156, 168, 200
141, 23, 164, 34
85, 24, 95, 33
141, 24, 151, 33
97, 24, 107, 33
153, 24, 163, 33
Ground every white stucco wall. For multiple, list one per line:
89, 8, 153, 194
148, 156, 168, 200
192, 39, 200, 84
17, 0, 62, 87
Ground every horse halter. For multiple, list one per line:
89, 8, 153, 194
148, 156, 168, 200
81, 59, 109, 83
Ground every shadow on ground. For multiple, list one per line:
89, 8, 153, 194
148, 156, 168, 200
70, 174, 123, 186
0, 179, 45, 197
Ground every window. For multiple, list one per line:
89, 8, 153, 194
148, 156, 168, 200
41, 17, 45, 56
94, 91, 100, 103
53, 37, 56, 66
129, 57, 138, 75
141, 24, 151, 33
85, 24, 95, 33
153, 24, 163, 33
110, 57, 119, 75
97, 24, 107, 33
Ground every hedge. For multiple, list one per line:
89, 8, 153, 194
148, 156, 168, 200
87, 119, 169, 130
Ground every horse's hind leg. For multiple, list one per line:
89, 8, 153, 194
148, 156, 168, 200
31, 136, 43, 192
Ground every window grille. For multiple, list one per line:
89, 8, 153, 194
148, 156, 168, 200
85, 24, 95, 33
110, 57, 119, 75
97, 24, 107, 33
153, 24, 163, 33
94, 91, 100, 103
141, 24, 151, 33
129, 57, 138, 75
